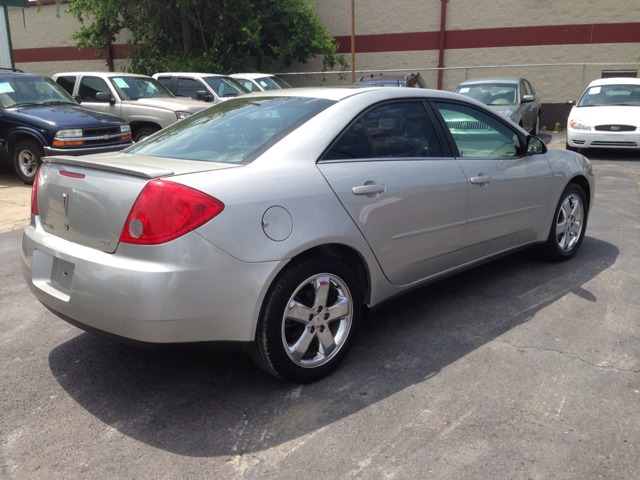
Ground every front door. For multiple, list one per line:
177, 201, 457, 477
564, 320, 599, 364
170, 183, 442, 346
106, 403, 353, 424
432, 101, 553, 265
317, 101, 469, 286
77, 75, 121, 117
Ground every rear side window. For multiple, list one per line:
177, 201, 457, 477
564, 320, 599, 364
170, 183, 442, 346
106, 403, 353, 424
127, 96, 336, 165
240, 80, 261, 92
323, 102, 442, 160
156, 76, 173, 89
79, 76, 110, 102
56, 76, 76, 95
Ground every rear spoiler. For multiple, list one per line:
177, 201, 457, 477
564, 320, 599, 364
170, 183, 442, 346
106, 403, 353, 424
44, 156, 174, 179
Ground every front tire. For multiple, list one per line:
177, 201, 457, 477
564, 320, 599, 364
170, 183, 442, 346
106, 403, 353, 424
251, 256, 362, 383
134, 126, 159, 142
565, 142, 578, 152
13, 139, 44, 184
542, 183, 588, 261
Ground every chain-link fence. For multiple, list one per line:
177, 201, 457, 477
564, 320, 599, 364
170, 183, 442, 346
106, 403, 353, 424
276, 62, 640, 131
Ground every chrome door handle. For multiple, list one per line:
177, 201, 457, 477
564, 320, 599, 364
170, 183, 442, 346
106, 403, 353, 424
470, 175, 492, 185
352, 184, 386, 195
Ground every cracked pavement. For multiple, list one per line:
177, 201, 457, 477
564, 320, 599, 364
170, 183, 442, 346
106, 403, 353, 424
1, 150, 639, 479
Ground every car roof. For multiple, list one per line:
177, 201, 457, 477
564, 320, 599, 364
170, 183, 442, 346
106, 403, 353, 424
152, 72, 228, 78
230, 73, 275, 80
0, 72, 46, 80
54, 72, 151, 79
236, 86, 480, 105
457, 77, 522, 86
587, 77, 640, 87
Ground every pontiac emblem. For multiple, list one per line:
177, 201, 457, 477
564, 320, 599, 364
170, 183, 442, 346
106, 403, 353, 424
63, 193, 69, 215
611, 126, 621, 131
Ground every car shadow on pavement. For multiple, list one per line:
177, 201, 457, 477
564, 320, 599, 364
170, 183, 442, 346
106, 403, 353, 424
48, 236, 618, 458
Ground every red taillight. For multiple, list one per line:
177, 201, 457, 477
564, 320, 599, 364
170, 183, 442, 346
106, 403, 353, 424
31, 166, 41, 215
119, 180, 225, 245
59, 171, 86, 179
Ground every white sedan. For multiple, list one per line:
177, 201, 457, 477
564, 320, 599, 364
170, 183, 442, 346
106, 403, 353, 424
566, 78, 640, 151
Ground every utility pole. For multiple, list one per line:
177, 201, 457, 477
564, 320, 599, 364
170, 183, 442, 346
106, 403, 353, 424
351, 0, 355, 85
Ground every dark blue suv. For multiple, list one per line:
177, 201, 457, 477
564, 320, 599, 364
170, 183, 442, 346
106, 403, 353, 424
0, 70, 132, 184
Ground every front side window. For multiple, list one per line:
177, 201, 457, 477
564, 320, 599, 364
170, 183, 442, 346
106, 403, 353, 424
454, 83, 518, 106
0, 76, 76, 108
176, 78, 204, 99
127, 96, 335, 164
109, 76, 174, 100
79, 76, 110, 102
435, 102, 523, 158
577, 84, 640, 106
156, 76, 172, 89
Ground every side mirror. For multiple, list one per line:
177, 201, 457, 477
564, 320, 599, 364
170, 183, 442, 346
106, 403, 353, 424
73, 95, 82, 104
522, 94, 535, 103
95, 91, 115, 105
196, 90, 214, 102
566, 100, 576, 105
527, 135, 547, 155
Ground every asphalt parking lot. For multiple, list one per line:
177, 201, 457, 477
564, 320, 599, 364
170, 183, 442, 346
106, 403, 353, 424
1, 145, 639, 479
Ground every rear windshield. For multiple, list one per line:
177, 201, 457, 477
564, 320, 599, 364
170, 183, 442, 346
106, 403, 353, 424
126, 96, 335, 164
454, 83, 518, 106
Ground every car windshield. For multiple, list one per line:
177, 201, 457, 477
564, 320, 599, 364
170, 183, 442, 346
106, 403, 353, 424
0, 76, 77, 108
202, 76, 249, 97
455, 83, 518, 106
254, 76, 292, 90
109, 76, 174, 100
577, 84, 640, 106
126, 96, 335, 164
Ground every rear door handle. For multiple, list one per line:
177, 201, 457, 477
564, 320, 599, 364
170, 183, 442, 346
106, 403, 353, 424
352, 184, 386, 195
470, 175, 492, 185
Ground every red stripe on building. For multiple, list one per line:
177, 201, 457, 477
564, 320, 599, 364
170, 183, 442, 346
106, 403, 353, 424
14, 45, 138, 63
334, 22, 640, 54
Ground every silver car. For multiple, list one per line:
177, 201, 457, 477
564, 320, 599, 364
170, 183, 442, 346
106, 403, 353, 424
21, 87, 594, 383
453, 77, 542, 134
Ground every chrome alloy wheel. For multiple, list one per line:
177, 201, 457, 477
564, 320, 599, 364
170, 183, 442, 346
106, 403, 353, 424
281, 274, 353, 368
555, 193, 584, 252
18, 149, 38, 178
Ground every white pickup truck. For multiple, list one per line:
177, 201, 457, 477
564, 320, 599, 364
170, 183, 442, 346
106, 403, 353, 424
53, 72, 209, 141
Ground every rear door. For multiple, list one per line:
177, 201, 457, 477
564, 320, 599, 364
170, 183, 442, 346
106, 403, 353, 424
317, 100, 469, 286
432, 101, 553, 264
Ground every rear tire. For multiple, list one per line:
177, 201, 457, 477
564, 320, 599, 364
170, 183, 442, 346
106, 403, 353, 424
13, 139, 44, 184
541, 183, 588, 261
251, 255, 362, 383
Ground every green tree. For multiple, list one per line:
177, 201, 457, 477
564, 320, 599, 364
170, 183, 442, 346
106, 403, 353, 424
51, 0, 348, 75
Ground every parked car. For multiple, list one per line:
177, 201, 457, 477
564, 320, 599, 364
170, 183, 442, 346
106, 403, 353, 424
152, 72, 249, 104
22, 87, 594, 383
0, 70, 131, 184
353, 72, 427, 88
566, 77, 640, 152
53, 72, 209, 142
453, 77, 541, 134
229, 73, 293, 92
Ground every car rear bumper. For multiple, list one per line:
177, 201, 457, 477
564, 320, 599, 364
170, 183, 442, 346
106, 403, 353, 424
44, 142, 132, 157
567, 130, 640, 149
21, 217, 284, 344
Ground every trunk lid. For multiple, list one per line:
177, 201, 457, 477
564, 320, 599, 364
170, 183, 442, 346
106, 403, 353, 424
38, 153, 237, 253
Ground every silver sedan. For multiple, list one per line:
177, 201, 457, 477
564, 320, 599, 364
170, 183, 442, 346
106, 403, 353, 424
21, 87, 594, 383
